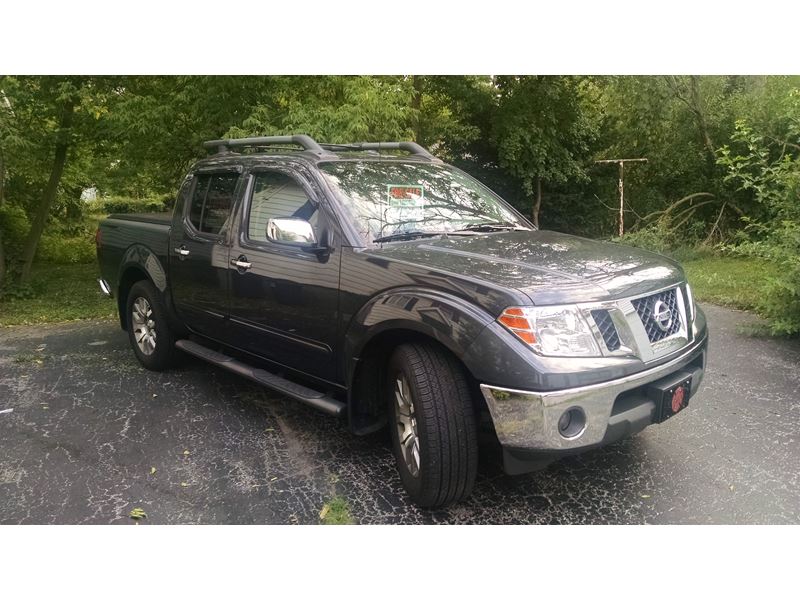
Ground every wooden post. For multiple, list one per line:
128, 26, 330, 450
595, 158, 648, 237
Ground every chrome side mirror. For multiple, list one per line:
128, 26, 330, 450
266, 217, 317, 246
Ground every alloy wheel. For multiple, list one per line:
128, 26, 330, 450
131, 297, 157, 355
394, 374, 420, 478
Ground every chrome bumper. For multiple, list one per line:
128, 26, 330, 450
480, 334, 707, 452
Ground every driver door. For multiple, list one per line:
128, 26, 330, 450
227, 168, 341, 382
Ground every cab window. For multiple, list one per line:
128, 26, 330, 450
188, 173, 239, 235
246, 172, 318, 243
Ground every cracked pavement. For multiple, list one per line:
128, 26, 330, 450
1, 304, 799, 524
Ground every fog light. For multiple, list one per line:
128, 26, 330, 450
557, 407, 586, 439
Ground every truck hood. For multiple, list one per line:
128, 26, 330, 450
368, 230, 685, 305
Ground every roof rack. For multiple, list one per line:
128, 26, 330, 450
318, 141, 436, 160
202, 135, 439, 161
203, 135, 332, 158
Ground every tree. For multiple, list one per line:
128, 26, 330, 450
18, 80, 78, 283
492, 76, 597, 227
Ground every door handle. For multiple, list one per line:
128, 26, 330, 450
231, 256, 252, 271
173, 246, 190, 256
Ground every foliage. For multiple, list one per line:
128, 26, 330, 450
0, 262, 116, 325
86, 195, 168, 214
683, 256, 781, 314
716, 104, 800, 334
0, 203, 30, 258
228, 76, 416, 142
492, 76, 598, 225
2, 75, 800, 333
319, 496, 354, 525
36, 233, 96, 264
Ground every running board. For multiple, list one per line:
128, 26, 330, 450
175, 339, 345, 417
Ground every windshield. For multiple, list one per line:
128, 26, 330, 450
318, 161, 530, 243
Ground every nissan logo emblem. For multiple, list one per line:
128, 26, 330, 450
652, 300, 673, 332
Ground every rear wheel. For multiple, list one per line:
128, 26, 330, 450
387, 343, 478, 507
126, 280, 177, 371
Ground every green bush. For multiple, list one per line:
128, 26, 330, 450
0, 203, 30, 257
85, 195, 169, 214
718, 118, 800, 335
36, 233, 96, 264
612, 221, 711, 263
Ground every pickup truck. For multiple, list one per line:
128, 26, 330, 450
96, 135, 708, 507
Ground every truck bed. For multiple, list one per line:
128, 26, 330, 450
107, 212, 173, 226
97, 213, 172, 294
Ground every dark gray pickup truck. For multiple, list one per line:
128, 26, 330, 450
96, 135, 708, 507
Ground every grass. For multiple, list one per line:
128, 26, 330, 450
681, 255, 779, 313
319, 496, 354, 525
0, 262, 116, 327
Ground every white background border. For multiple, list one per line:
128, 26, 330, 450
1, 0, 798, 596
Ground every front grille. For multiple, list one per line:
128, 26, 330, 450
631, 288, 681, 343
591, 309, 621, 351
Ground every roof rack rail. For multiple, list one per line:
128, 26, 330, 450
202, 135, 439, 161
318, 141, 437, 160
202, 135, 332, 157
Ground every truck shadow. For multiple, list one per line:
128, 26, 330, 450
199, 361, 657, 524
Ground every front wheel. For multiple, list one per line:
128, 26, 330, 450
126, 280, 177, 371
387, 343, 478, 507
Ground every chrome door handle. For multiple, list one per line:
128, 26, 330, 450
173, 246, 190, 256
231, 256, 252, 271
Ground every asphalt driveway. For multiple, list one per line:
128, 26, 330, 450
1, 304, 798, 524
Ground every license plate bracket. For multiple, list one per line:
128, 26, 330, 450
647, 371, 693, 423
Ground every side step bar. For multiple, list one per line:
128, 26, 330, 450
175, 339, 346, 417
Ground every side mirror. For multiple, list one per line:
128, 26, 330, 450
266, 217, 330, 260
266, 217, 317, 245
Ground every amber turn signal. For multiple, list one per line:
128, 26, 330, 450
498, 307, 537, 345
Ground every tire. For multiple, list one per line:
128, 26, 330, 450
387, 342, 478, 507
125, 280, 177, 371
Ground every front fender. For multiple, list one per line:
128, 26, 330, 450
343, 287, 495, 385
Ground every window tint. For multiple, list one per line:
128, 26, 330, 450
187, 173, 239, 235
247, 172, 318, 242
188, 175, 210, 231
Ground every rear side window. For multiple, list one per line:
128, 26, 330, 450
188, 173, 239, 235
247, 171, 318, 242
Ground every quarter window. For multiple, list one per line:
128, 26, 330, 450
188, 173, 239, 235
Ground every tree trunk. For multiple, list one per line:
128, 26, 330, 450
0, 148, 5, 206
411, 75, 424, 144
689, 76, 716, 159
532, 177, 542, 228
19, 95, 76, 285
0, 229, 5, 289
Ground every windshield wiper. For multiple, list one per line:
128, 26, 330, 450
372, 230, 473, 244
456, 221, 531, 232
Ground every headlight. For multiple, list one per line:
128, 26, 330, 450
498, 305, 602, 357
685, 283, 696, 322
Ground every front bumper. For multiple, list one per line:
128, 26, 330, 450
480, 331, 708, 468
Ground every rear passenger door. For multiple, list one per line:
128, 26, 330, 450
169, 169, 242, 338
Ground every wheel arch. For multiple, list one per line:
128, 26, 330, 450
343, 288, 494, 435
116, 265, 150, 330
115, 244, 177, 332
